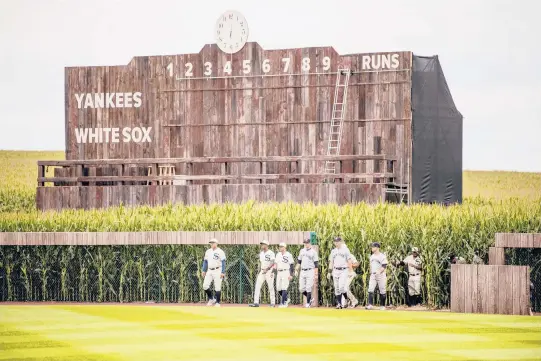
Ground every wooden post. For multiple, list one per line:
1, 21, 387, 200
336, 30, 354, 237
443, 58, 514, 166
259, 161, 265, 184
118, 165, 124, 186
312, 244, 319, 308
37, 165, 45, 186
488, 247, 505, 265
76, 165, 83, 186
151, 163, 158, 186
186, 163, 193, 185
221, 162, 229, 184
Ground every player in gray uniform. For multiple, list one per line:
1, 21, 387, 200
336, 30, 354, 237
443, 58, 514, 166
326, 237, 353, 309
295, 238, 319, 308
366, 242, 388, 310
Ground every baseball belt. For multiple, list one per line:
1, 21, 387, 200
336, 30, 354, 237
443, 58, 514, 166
334, 267, 346, 270
278, 269, 288, 271
302, 268, 313, 271
209, 267, 220, 270
409, 273, 420, 276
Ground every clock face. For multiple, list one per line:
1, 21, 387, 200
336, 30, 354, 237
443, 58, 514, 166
214, 11, 249, 54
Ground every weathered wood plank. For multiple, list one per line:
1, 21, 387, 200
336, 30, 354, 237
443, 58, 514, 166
38, 154, 397, 167
450, 264, 461, 313
495, 233, 540, 248
488, 247, 505, 265
37, 183, 386, 211
487, 265, 498, 314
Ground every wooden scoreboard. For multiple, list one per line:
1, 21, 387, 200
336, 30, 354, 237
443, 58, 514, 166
37, 11, 462, 210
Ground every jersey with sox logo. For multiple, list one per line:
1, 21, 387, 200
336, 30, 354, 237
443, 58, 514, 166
275, 251, 294, 271
204, 248, 226, 269
259, 250, 276, 270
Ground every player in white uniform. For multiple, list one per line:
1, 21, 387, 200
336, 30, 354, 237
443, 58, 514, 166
202, 238, 226, 307
395, 247, 423, 307
326, 237, 353, 309
366, 242, 388, 310
295, 238, 319, 308
249, 240, 276, 307
275, 242, 294, 308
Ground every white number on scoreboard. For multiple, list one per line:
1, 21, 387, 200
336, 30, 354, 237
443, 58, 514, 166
185, 62, 193, 77
167, 53, 400, 79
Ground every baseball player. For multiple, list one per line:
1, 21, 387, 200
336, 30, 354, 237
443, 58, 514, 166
295, 238, 319, 308
345, 252, 360, 308
396, 247, 423, 307
326, 237, 353, 309
249, 240, 276, 307
275, 242, 294, 308
202, 238, 226, 307
366, 242, 388, 310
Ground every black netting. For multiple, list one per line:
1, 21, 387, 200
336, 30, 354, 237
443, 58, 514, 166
505, 248, 541, 312
411, 55, 463, 204
0, 245, 303, 305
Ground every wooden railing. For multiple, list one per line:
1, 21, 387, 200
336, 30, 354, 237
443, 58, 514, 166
37, 155, 396, 186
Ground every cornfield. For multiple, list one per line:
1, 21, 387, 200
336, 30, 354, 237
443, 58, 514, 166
1, 199, 541, 308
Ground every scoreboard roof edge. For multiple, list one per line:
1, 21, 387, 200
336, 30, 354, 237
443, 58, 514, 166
64, 42, 413, 69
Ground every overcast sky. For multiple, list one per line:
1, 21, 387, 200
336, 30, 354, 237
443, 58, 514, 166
0, 0, 539, 172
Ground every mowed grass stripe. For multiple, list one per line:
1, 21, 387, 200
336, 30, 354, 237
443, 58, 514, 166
0, 305, 540, 361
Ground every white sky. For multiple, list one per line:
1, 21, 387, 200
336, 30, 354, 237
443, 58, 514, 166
0, 0, 539, 172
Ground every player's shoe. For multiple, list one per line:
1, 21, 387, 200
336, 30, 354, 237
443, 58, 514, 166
365, 304, 373, 310
285, 299, 290, 307
270, 304, 276, 308
214, 303, 221, 307
249, 303, 259, 307
304, 303, 311, 308
207, 299, 216, 306
350, 299, 358, 308
278, 304, 285, 308
335, 304, 342, 309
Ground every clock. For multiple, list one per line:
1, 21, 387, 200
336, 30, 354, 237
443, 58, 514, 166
214, 10, 249, 54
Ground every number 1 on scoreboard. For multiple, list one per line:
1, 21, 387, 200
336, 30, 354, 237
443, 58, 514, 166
167, 62, 173, 77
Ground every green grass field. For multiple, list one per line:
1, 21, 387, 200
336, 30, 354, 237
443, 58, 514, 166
1, 305, 540, 361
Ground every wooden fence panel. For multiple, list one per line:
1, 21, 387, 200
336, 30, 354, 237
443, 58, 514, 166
0, 231, 310, 246
495, 233, 541, 248
488, 247, 505, 265
451, 265, 530, 315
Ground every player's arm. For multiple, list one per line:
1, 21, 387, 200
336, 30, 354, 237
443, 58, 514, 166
379, 255, 388, 274
313, 251, 319, 277
268, 252, 276, 272
202, 254, 208, 276
220, 253, 226, 278
346, 249, 353, 268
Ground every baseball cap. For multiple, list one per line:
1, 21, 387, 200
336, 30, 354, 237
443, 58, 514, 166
279, 242, 286, 247
371, 242, 381, 248
412, 247, 419, 253
260, 240, 269, 246
303, 238, 311, 244
209, 238, 218, 244
333, 237, 342, 242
